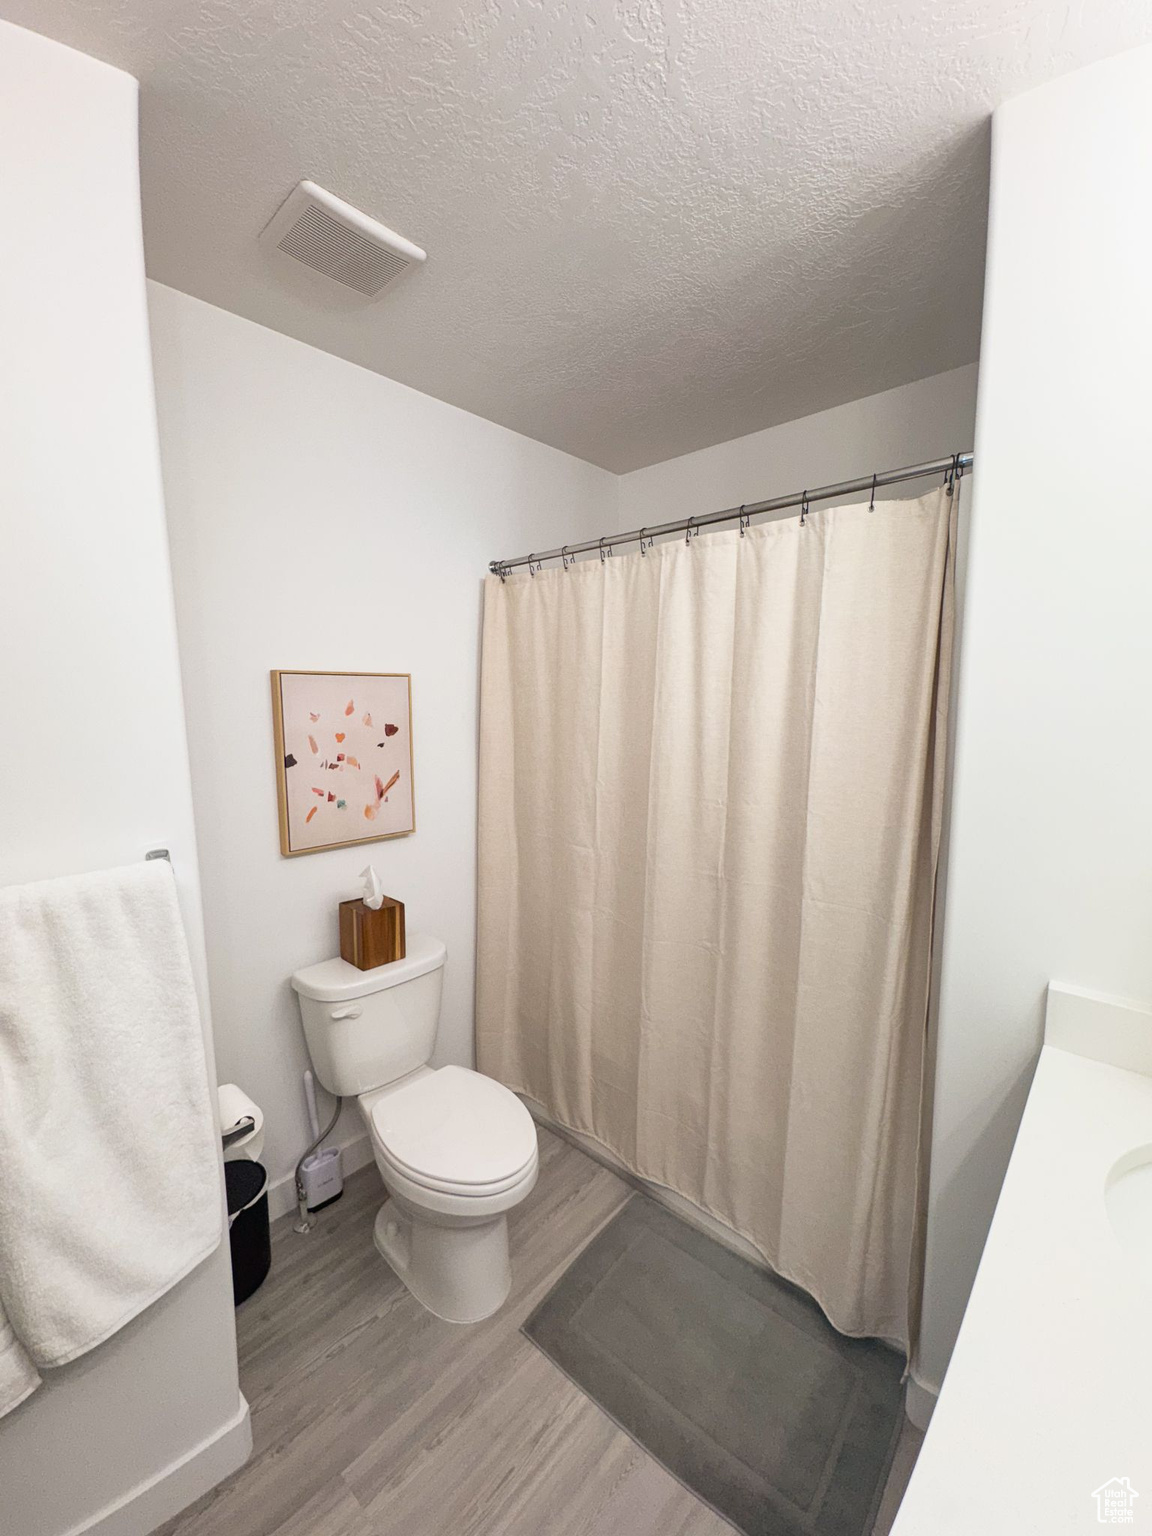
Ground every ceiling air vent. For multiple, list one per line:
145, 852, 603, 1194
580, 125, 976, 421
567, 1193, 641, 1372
260, 181, 425, 299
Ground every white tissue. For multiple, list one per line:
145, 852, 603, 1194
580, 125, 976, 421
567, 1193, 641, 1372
360, 865, 385, 910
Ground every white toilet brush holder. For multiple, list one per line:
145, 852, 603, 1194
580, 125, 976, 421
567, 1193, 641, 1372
297, 1068, 344, 1213
300, 1145, 343, 1211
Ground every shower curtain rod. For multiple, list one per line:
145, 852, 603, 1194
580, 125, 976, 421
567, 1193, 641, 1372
489, 450, 973, 575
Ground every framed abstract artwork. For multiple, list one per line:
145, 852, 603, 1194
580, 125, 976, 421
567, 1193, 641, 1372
271, 670, 415, 856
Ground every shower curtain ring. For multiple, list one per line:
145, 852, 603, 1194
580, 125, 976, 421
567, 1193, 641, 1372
498, 562, 507, 584
800, 491, 809, 528
599, 536, 610, 563
561, 545, 571, 569
685, 516, 695, 546
738, 504, 749, 536
528, 554, 537, 576
639, 527, 648, 556
869, 474, 877, 512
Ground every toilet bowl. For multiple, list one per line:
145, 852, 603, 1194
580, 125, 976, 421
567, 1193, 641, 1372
361, 1066, 538, 1321
291, 939, 538, 1323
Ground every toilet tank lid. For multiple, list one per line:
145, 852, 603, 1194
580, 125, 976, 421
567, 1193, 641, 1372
291, 934, 446, 1001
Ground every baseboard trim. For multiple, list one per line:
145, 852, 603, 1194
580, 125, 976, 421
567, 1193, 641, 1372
66, 1393, 251, 1536
266, 1132, 375, 1222
904, 1372, 938, 1431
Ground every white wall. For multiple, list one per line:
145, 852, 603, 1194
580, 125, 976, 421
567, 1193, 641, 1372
149, 289, 979, 1236
918, 43, 1152, 1397
0, 23, 247, 1536
616, 365, 979, 528
148, 284, 617, 1210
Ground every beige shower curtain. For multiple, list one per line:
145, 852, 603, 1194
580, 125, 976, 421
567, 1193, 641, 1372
476, 487, 956, 1349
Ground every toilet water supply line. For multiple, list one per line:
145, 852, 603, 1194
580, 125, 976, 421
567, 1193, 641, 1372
294, 1070, 342, 1234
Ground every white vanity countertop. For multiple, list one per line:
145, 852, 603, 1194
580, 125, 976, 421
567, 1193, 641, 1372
893, 985, 1152, 1534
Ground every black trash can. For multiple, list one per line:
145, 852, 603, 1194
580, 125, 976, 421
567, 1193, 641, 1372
224, 1159, 271, 1305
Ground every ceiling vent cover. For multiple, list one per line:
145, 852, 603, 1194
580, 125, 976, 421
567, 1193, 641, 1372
260, 181, 425, 299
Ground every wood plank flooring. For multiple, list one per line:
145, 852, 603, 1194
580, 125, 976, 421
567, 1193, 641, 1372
158, 1128, 919, 1536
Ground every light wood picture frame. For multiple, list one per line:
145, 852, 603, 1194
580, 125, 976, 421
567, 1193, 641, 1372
271, 670, 415, 857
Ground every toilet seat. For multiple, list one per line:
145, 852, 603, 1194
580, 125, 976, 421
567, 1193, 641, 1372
369, 1065, 537, 1198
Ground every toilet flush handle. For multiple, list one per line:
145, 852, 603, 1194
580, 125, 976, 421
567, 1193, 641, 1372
329, 1005, 362, 1020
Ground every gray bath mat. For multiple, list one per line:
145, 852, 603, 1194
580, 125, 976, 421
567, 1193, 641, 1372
523, 1196, 904, 1536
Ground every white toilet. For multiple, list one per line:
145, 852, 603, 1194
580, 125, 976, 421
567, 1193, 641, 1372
290, 936, 538, 1323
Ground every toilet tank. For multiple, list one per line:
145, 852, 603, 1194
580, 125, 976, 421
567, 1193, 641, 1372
291, 934, 446, 1097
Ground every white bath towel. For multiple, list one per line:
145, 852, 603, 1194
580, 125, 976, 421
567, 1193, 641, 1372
0, 861, 222, 1417
0, 1314, 40, 1417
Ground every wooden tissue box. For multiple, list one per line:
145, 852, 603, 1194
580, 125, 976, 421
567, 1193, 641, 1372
339, 895, 406, 971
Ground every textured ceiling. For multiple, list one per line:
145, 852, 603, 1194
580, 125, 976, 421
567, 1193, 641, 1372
7, 2, 1152, 471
